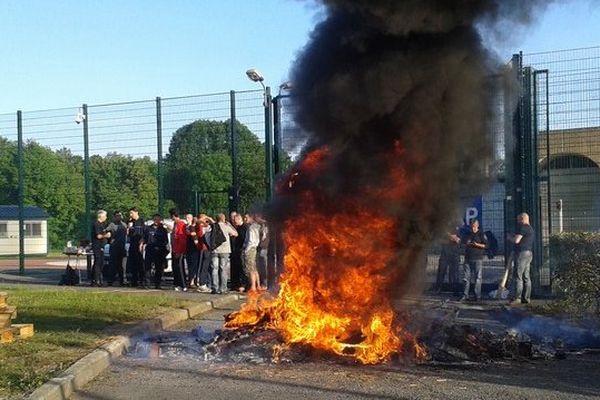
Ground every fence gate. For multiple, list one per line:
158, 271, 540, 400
511, 47, 600, 293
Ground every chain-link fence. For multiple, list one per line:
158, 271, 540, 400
520, 47, 600, 289
0, 89, 268, 270
3, 46, 600, 288
272, 47, 600, 295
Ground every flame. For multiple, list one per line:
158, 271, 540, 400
226, 146, 424, 364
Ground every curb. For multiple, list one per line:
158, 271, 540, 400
28, 294, 241, 400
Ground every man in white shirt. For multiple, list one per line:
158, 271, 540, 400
208, 213, 238, 294
255, 214, 270, 289
243, 214, 262, 292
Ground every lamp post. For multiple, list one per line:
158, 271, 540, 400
246, 68, 274, 201
273, 82, 292, 175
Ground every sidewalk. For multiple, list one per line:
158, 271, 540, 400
0, 260, 66, 285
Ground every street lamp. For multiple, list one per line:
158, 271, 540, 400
246, 68, 274, 201
246, 68, 265, 86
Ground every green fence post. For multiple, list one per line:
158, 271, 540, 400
156, 97, 164, 215
272, 95, 282, 176
82, 104, 91, 240
264, 86, 274, 202
229, 90, 239, 213
17, 110, 25, 275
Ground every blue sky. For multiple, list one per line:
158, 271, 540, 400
0, 0, 599, 113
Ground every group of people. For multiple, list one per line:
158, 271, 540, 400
435, 213, 534, 304
90, 207, 271, 294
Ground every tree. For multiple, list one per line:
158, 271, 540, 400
164, 119, 266, 215
23, 143, 85, 248
90, 153, 158, 218
0, 138, 18, 204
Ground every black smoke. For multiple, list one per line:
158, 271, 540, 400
272, 1, 552, 295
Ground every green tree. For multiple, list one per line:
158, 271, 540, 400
90, 153, 158, 218
23, 143, 85, 248
164, 119, 266, 215
0, 138, 18, 204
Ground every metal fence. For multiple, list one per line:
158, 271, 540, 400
3, 46, 600, 289
508, 47, 600, 290
272, 47, 600, 295
0, 89, 268, 270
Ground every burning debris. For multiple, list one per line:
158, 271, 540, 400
225, 0, 553, 364
128, 300, 600, 367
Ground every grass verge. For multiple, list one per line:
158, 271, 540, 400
0, 286, 190, 399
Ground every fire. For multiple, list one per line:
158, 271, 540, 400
226, 146, 425, 364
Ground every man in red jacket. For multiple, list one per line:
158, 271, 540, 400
169, 209, 188, 291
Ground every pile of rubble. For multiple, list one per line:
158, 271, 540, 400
422, 321, 566, 364
129, 303, 598, 366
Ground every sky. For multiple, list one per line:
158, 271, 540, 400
0, 0, 599, 114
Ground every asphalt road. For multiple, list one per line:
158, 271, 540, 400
72, 301, 600, 400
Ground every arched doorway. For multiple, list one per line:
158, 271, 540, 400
539, 153, 600, 234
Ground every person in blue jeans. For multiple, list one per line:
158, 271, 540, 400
461, 219, 488, 302
207, 213, 238, 294
508, 213, 534, 305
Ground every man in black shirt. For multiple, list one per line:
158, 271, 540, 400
106, 211, 128, 286
127, 207, 146, 288
508, 212, 534, 304
461, 219, 488, 301
435, 223, 461, 294
230, 213, 247, 292
140, 213, 169, 289
91, 210, 111, 287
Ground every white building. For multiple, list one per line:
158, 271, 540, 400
0, 206, 49, 256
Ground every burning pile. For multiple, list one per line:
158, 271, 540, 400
225, 0, 551, 364
227, 147, 425, 364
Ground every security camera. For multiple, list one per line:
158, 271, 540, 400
279, 81, 293, 91
75, 112, 85, 124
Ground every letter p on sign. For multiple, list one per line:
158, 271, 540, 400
465, 207, 478, 225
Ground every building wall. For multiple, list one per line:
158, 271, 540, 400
538, 128, 600, 166
540, 168, 600, 236
0, 220, 48, 256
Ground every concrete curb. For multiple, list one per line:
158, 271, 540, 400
28, 294, 241, 400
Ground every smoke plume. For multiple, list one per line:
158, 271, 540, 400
274, 0, 551, 292
224, 0, 554, 363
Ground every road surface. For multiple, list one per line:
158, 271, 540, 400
72, 301, 600, 400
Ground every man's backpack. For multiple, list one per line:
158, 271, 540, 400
59, 263, 80, 286
207, 223, 227, 251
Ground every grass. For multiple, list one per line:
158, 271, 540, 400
0, 286, 191, 399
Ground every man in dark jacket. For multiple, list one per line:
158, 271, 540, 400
127, 207, 146, 288
435, 223, 461, 294
230, 213, 247, 292
106, 211, 128, 286
140, 214, 169, 289
461, 219, 488, 301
